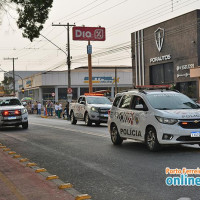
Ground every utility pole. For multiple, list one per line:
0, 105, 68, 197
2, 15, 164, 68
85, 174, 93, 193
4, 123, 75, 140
4, 57, 18, 96
88, 41, 93, 93
52, 23, 75, 102
115, 67, 118, 95
171, 0, 173, 12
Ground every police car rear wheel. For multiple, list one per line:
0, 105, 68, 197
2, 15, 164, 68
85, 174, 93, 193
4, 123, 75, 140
111, 124, 123, 145
71, 112, 77, 125
146, 127, 160, 151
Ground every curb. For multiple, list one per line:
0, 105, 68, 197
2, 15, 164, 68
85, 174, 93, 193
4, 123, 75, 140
0, 142, 92, 200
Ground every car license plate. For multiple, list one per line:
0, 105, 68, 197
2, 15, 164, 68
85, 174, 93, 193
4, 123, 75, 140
8, 116, 16, 120
191, 132, 200, 137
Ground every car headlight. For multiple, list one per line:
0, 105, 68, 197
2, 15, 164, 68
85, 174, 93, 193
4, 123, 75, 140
155, 116, 178, 125
21, 108, 27, 114
91, 107, 99, 112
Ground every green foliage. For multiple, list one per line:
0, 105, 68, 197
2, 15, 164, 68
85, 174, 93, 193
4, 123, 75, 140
2, 76, 13, 85
10, 0, 53, 41
1, 76, 14, 95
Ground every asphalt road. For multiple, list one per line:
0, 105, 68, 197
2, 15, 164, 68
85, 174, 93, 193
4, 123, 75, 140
0, 115, 200, 200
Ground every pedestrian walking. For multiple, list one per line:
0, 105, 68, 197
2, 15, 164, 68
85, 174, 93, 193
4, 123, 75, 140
50, 101, 53, 116
31, 102, 34, 114
47, 101, 51, 116
58, 102, 62, 118
37, 102, 41, 115
55, 102, 59, 117
43, 102, 46, 116
35, 101, 38, 114
63, 101, 69, 119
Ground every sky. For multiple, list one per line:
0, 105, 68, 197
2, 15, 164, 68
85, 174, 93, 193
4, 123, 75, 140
0, 0, 199, 81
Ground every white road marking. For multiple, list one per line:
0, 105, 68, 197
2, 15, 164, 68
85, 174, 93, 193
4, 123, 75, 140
30, 122, 109, 138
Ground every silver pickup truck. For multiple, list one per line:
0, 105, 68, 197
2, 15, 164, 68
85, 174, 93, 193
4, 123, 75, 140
0, 97, 28, 129
69, 95, 112, 126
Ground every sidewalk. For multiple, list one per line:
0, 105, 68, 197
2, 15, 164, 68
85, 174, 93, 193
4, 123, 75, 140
0, 145, 91, 200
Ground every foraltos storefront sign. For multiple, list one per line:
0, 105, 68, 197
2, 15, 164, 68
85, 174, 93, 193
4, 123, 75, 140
150, 54, 171, 63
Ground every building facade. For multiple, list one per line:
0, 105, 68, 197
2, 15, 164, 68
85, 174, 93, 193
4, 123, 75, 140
4, 71, 42, 93
131, 10, 200, 100
18, 66, 132, 103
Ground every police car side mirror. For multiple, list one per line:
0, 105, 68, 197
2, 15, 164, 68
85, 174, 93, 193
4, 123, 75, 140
22, 102, 27, 107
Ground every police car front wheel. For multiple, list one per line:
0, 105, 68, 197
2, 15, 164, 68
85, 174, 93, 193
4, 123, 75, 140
71, 112, 77, 125
85, 113, 92, 126
111, 124, 123, 145
145, 127, 160, 151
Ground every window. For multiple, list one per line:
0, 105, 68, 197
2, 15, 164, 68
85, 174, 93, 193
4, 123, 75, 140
119, 95, 132, 109
113, 95, 122, 107
150, 62, 174, 85
131, 96, 148, 110
176, 81, 197, 100
0, 98, 21, 106
86, 97, 111, 105
78, 97, 83, 103
82, 97, 86, 103
42, 88, 55, 103
146, 93, 198, 110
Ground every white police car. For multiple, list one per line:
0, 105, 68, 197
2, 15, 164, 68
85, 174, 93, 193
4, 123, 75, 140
108, 87, 200, 151
0, 97, 28, 129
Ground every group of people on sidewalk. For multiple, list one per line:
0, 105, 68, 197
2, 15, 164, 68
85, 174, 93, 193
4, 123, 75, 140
27, 100, 69, 119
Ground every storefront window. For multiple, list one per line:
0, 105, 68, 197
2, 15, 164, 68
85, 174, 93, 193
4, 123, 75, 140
150, 62, 174, 85
42, 88, 55, 103
80, 88, 89, 95
58, 88, 77, 100
176, 81, 197, 101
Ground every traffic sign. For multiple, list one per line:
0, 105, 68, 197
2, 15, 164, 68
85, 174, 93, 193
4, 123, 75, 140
87, 45, 92, 54
67, 88, 72, 94
72, 27, 106, 41
52, 93, 55, 97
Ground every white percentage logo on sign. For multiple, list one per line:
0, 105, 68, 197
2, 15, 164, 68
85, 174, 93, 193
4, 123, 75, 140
94, 29, 104, 39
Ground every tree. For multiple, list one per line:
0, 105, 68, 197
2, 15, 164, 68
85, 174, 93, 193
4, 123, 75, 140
1, 0, 53, 41
1, 76, 14, 95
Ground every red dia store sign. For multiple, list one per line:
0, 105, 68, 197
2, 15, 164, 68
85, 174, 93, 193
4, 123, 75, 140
72, 27, 106, 41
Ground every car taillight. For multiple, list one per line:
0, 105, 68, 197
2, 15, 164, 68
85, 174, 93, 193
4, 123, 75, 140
108, 110, 111, 116
15, 110, 21, 115
3, 111, 9, 116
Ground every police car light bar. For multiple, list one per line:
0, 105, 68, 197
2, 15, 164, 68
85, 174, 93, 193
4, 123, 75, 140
84, 93, 104, 96
135, 85, 171, 89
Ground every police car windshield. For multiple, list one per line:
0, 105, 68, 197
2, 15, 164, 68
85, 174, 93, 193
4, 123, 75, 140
146, 93, 199, 110
0, 98, 21, 106
86, 97, 111, 105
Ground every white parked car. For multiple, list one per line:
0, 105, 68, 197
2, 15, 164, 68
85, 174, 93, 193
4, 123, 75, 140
108, 89, 200, 151
0, 97, 28, 129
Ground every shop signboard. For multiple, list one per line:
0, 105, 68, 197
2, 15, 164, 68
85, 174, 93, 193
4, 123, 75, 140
72, 27, 106, 41
83, 76, 119, 84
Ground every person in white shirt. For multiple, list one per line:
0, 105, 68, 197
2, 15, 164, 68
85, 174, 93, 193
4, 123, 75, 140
37, 102, 41, 115
58, 103, 62, 118
55, 102, 59, 117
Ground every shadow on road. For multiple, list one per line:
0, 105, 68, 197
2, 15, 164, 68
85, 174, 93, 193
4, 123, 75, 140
74, 123, 108, 128
110, 140, 200, 154
0, 126, 27, 132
